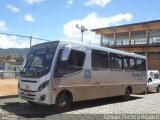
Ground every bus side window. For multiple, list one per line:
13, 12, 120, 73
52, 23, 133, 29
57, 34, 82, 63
92, 50, 108, 70
54, 49, 86, 77
109, 53, 123, 70
136, 58, 146, 71
124, 56, 136, 71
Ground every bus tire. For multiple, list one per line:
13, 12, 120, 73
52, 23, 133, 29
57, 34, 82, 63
147, 87, 149, 93
54, 93, 71, 113
123, 87, 131, 101
156, 85, 160, 93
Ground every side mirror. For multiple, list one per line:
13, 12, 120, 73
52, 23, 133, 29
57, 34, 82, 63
61, 45, 71, 61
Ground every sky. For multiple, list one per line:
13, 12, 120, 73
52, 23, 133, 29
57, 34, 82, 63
0, 0, 160, 48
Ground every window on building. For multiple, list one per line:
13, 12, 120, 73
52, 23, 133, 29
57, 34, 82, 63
131, 30, 146, 44
136, 58, 146, 71
92, 50, 108, 69
116, 32, 129, 46
14, 67, 16, 71
149, 28, 160, 44
103, 34, 114, 46
124, 56, 136, 71
54, 49, 86, 77
109, 53, 123, 70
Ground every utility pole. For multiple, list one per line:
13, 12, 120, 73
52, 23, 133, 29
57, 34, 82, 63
30, 36, 32, 48
76, 24, 88, 42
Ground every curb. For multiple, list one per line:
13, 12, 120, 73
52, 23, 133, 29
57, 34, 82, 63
0, 94, 18, 99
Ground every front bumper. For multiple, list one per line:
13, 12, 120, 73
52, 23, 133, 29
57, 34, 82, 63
18, 88, 51, 105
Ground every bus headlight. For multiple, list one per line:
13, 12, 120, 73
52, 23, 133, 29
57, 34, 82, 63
38, 80, 49, 91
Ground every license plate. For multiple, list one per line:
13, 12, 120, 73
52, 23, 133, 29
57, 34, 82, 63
23, 91, 29, 95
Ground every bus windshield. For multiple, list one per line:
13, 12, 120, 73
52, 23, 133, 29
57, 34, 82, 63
20, 42, 58, 78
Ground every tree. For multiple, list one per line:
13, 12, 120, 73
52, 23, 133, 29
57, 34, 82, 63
16, 55, 24, 65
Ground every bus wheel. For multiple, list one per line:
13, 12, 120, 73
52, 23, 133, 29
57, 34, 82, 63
54, 93, 71, 113
147, 87, 149, 93
157, 85, 160, 93
123, 88, 131, 101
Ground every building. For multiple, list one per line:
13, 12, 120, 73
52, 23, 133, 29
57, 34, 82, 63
0, 64, 21, 78
91, 20, 160, 70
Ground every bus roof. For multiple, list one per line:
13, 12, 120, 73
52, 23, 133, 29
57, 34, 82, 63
60, 40, 146, 59
32, 40, 146, 59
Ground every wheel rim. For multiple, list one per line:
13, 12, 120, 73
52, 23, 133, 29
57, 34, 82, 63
56, 99, 66, 108
125, 89, 130, 99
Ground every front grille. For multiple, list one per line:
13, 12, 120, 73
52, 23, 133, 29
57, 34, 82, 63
21, 80, 37, 83
20, 88, 37, 92
22, 96, 34, 100
21, 92, 36, 97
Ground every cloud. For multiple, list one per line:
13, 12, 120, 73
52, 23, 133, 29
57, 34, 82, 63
67, 0, 74, 5
24, 13, 35, 22
6, 4, 20, 13
25, 0, 45, 4
0, 20, 7, 31
0, 34, 45, 48
63, 12, 133, 44
0, 34, 29, 48
84, 0, 111, 7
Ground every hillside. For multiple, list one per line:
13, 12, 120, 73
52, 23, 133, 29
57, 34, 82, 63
0, 48, 29, 56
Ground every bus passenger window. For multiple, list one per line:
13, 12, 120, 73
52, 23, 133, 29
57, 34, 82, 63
54, 49, 85, 77
109, 53, 123, 70
136, 58, 146, 71
92, 50, 108, 70
124, 56, 136, 71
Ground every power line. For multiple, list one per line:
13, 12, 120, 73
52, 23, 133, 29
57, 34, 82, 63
0, 32, 52, 47
0, 32, 29, 38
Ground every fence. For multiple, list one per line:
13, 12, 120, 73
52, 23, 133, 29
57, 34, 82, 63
0, 32, 52, 79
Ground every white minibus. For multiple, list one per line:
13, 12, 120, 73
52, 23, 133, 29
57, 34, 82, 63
18, 41, 147, 112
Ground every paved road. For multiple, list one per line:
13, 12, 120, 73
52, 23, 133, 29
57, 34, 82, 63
0, 93, 160, 120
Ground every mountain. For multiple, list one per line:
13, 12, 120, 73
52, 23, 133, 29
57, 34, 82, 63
0, 48, 29, 56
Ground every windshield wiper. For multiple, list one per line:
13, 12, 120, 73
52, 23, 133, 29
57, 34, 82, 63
31, 63, 38, 74
21, 54, 33, 74
21, 53, 38, 74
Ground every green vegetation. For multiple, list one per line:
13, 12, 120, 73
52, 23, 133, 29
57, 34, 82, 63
16, 55, 24, 65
